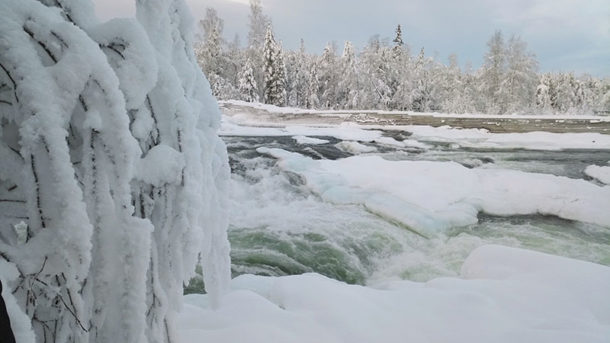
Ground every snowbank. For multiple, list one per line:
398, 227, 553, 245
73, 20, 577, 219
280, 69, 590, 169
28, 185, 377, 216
221, 116, 383, 141
178, 245, 610, 343
404, 126, 610, 151
222, 114, 610, 151
585, 165, 610, 185
258, 149, 610, 236
220, 100, 610, 121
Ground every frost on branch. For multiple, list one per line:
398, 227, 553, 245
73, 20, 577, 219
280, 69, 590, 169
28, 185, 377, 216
0, 0, 230, 342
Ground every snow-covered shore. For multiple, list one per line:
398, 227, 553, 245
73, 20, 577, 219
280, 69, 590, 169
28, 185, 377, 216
179, 245, 610, 343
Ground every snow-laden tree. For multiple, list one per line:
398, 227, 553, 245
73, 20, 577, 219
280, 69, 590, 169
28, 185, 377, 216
601, 79, 610, 112
262, 25, 286, 106
336, 41, 361, 109
196, 8, 231, 98
439, 54, 474, 114
392, 25, 404, 50
388, 28, 411, 111
478, 30, 506, 114
238, 57, 259, 102
501, 35, 538, 113
536, 73, 556, 113
246, 0, 270, 100
411, 48, 438, 112
306, 64, 321, 109
318, 44, 340, 108
357, 36, 392, 110
285, 39, 310, 107
0, 0, 230, 342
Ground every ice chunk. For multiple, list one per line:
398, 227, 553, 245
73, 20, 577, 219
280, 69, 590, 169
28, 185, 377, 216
585, 165, 610, 185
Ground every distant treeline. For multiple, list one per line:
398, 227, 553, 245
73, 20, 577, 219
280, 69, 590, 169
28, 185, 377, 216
196, 1, 610, 114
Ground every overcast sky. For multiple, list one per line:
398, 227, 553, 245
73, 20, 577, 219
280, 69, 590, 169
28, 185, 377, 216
95, 0, 609, 77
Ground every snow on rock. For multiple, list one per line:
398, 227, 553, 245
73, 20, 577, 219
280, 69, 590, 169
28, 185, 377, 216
335, 141, 377, 154
292, 135, 330, 145
585, 165, 610, 185
258, 148, 610, 236
178, 245, 610, 343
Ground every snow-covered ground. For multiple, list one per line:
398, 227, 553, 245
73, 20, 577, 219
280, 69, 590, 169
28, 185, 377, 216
179, 245, 610, 343
221, 100, 610, 121
178, 112, 610, 342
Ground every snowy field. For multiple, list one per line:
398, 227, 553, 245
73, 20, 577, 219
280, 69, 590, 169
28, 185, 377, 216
178, 111, 610, 342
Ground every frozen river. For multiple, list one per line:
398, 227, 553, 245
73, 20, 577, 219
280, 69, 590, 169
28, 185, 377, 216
223, 126, 610, 285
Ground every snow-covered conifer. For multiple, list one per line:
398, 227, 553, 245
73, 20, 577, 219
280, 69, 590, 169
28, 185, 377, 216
393, 24, 404, 48
238, 57, 259, 102
262, 25, 286, 106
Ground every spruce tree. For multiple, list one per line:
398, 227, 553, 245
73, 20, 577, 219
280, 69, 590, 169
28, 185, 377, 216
238, 57, 259, 102
393, 25, 404, 48
262, 25, 286, 106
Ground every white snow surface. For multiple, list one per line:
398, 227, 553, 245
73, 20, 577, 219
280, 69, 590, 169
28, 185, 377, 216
220, 100, 610, 121
178, 245, 610, 343
585, 165, 610, 185
403, 125, 610, 151
222, 113, 610, 151
292, 135, 329, 145
335, 141, 377, 154
258, 148, 610, 236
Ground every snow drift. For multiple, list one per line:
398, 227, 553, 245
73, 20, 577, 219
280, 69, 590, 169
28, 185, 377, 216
178, 245, 610, 343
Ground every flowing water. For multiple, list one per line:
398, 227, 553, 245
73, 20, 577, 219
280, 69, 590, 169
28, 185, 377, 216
223, 132, 610, 285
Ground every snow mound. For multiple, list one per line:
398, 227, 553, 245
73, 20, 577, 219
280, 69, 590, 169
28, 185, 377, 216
292, 136, 329, 145
335, 141, 377, 154
585, 165, 610, 185
178, 245, 610, 343
258, 148, 610, 236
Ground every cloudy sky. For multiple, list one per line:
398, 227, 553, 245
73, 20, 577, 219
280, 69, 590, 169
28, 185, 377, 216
95, 0, 609, 77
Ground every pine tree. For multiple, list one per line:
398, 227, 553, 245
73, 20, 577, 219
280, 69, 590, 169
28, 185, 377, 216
238, 57, 259, 102
197, 8, 230, 98
318, 43, 340, 108
393, 24, 404, 50
247, 0, 271, 100
262, 25, 286, 106
307, 64, 321, 109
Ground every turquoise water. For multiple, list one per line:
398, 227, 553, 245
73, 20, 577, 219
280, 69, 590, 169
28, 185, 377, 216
222, 134, 610, 285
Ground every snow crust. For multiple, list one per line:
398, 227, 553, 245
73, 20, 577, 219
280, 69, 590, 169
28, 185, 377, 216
335, 141, 377, 154
178, 245, 610, 343
404, 125, 610, 151
258, 148, 610, 236
221, 100, 610, 121
292, 135, 329, 145
222, 114, 610, 151
585, 165, 610, 185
